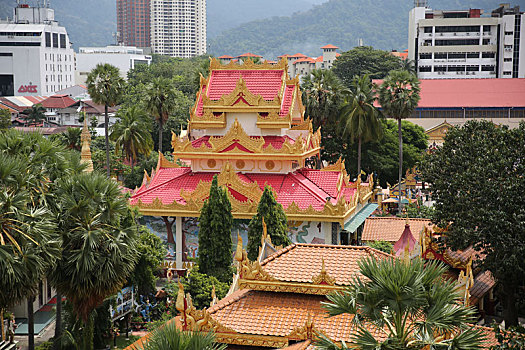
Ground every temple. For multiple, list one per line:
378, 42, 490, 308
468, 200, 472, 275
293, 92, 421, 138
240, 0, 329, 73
129, 58, 374, 270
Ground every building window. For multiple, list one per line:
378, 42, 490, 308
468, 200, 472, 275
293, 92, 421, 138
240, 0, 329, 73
481, 65, 495, 71
466, 65, 479, 71
482, 52, 495, 58
424, 27, 432, 33
504, 57, 512, 62
45, 32, 51, 47
419, 66, 431, 72
505, 31, 513, 35
466, 52, 479, 58
435, 53, 447, 59
435, 39, 479, 46
52, 33, 58, 48
419, 53, 432, 59
482, 39, 490, 45
503, 71, 512, 75
434, 66, 446, 72
60, 34, 66, 48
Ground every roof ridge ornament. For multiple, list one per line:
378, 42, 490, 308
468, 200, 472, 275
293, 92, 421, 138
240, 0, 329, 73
311, 257, 336, 285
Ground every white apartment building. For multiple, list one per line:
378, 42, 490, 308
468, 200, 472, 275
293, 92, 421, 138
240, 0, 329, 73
75, 45, 152, 84
408, 4, 524, 79
150, 0, 206, 58
0, 3, 75, 96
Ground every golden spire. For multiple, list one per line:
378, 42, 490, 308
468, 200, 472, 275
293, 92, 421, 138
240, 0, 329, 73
234, 233, 243, 264
80, 117, 93, 173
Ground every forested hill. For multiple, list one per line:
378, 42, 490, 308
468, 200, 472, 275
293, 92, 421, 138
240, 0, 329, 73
209, 0, 504, 59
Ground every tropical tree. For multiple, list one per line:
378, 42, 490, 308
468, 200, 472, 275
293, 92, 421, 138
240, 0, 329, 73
86, 63, 125, 177
0, 109, 10, 129
22, 103, 47, 126
317, 258, 485, 349
110, 106, 153, 166
135, 321, 226, 350
144, 77, 178, 153
51, 127, 82, 151
421, 120, 525, 326
400, 59, 417, 75
378, 70, 420, 213
0, 130, 81, 348
49, 173, 138, 350
198, 175, 233, 282
302, 69, 345, 128
247, 186, 290, 261
340, 74, 382, 177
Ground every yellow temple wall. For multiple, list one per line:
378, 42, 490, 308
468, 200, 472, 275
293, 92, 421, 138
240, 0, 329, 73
201, 112, 284, 136
190, 157, 294, 174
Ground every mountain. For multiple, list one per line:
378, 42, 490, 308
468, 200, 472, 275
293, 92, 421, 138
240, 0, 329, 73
209, 0, 506, 59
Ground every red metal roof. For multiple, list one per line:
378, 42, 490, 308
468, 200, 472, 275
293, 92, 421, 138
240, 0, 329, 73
236, 52, 262, 58
321, 44, 339, 49
373, 78, 525, 108
130, 168, 354, 211
217, 55, 233, 59
41, 95, 77, 109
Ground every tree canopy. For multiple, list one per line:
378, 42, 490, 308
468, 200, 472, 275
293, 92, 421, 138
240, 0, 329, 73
247, 186, 290, 261
421, 120, 525, 326
198, 175, 233, 282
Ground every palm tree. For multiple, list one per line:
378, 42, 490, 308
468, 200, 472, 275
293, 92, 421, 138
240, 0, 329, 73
317, 258, 484, 349
302, 69, 345, 128
340, 75, 382, 177
144, 77, 178, 153
400, 59, 417, 75
135, 321, 226, 350
49, 172, 138, 350
53, 127, 82, 151
22, 103, 47, 126
110, 106, 153, 166
86, 63, 125, 178
378, 70, 420, 214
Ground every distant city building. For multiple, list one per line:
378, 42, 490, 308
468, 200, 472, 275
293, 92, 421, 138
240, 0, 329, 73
278, 44, 341, 78
116, 0, 151, 49
0, 2, 75, 96
408, 4, 524, 79
75, 45, 152, 84
150, 0, 206, 58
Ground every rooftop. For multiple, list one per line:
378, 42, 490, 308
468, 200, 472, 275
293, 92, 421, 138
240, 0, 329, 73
362, 217, 433, 242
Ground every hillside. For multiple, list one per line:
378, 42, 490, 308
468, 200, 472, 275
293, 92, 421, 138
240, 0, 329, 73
209, 0, 506, 59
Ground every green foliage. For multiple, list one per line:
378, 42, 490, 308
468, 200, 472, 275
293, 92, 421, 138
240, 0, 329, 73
22, 103, 47, 125
247, 186, 290, 261
366, 240, 393, 254
167, 265, 230, 311
398, 200, 435, 219
378, 70, 421, 122
420, 120, 525, 326
129, 227, 165, 296
318, 258, 484, 349
491, 325, 525, 350
50, 127, 82, 151
333, 46, 403, 85
87, 64, 125, 109
122, 152, 160, 190
110, 106, 153, 166
301, 69, 345, 129
0, 109, 10, 129
93, 299, 113, 349
35, 341, 53, 350
139, 320, 226, 350
322, 119, 427, 186
198, 175, 233, 282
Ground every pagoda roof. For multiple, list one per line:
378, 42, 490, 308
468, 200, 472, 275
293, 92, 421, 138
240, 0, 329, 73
129, 160, 370, 223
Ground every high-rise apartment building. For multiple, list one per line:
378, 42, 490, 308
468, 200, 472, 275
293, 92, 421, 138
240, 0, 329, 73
408, 4, 524, 79
0, 2, 75, 96
116, 0, 151, 49
150, 0, 206, 58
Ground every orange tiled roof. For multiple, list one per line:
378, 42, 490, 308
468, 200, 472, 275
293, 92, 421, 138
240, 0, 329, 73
207, 289, 366, 343
261, 244, 392, 285
280, 340, 312, 349
362, 217, 433, 242
321, 44, 339, 49
470, 270, 496, 305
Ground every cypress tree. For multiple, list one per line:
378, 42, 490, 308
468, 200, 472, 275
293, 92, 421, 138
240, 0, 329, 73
198, 175, 233, 282
247, 186, 291, 261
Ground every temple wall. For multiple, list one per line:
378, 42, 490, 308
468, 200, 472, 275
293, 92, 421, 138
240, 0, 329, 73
139, 216, 331, 259
202, 112, 284, 137
191, 157, 293, 174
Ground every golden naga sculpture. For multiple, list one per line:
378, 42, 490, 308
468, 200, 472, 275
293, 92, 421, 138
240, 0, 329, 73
287, 313, 318, 341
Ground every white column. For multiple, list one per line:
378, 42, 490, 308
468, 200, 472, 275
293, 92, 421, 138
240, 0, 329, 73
175, 216, 183, 270
322, 221, 332, 244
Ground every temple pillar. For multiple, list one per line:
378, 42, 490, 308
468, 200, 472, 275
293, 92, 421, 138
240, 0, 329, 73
175, 217, 183, 270
322, 222, 332, 244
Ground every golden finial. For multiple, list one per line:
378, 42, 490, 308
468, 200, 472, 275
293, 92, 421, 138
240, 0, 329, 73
262, 217, 268, 239
234, 232, 243, 263
80, 116, 93, 173
175, 282, 185, 313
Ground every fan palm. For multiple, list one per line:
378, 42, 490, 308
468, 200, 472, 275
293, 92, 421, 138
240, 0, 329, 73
144, 77, 178, 153
135, 321, 226, 350
302, 69, 345, 128
377, 70, 420, 213
49, 172, 138, 350
57, 127, 82, 151
340, 75, 383, 177
317, 258, 484, 350
110, 106, 153, 166
86, 63, 125, 178
22, 103, 46, 126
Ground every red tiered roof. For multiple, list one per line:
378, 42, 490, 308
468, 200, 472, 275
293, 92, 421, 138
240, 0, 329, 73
131, 167, 355, 211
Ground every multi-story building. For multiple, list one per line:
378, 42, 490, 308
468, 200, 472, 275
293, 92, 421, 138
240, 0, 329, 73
75, 45, 152, 84
408, 4, 524, 79
0, 2, 75, 96
278, 45, 341, 78
116, 0, 151, 49
150, 0, 206, 57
